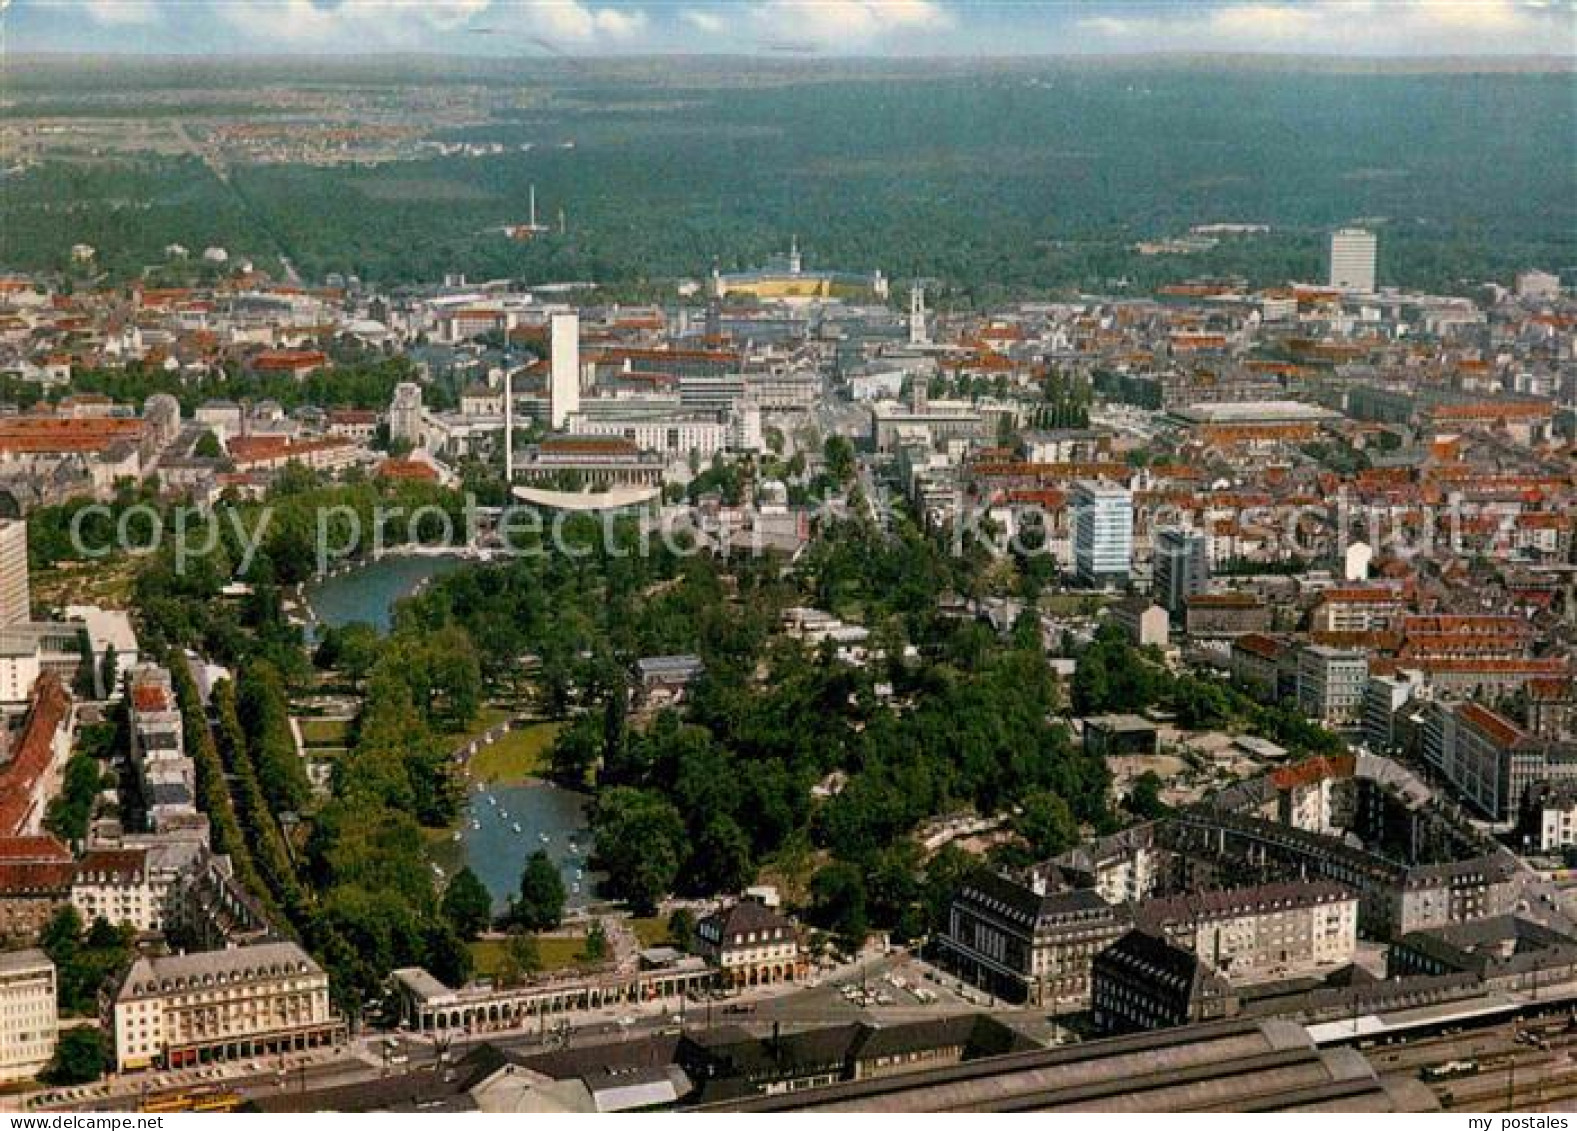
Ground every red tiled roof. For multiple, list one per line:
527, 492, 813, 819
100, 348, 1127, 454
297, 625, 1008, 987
1433, 401, 1551, 421
0, 674, 70, 837
252, 349, 328, 372
131, 683, 170, 713
1457, 702, 1527, 748
1271, 754, 1356, 791
0, 834, 70, 862
1528, 678, 1574, 702
75, 848, 147, 882
1187, 592, 1263, 609
1319, 587, 1405, 605
376, 458, 439, 482
1233, 633, 1284, 661
0, 858, 76, 895
228, 435, 355, 465
0, 416, 142, 455
540, 437, 640, 456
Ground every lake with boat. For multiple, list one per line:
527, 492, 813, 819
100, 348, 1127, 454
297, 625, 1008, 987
305, 554, 598, 913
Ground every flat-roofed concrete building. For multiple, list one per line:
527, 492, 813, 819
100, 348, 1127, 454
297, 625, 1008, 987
1296, 645, 1368, 727
1072, 479, 1132, 588
0, 520, 29, 627
870, 400, 987, 452
1153, 527, 1209, 614
1082, 714, 1159, 760
1329, 227, 1378, 292
0, 949, 55, 1083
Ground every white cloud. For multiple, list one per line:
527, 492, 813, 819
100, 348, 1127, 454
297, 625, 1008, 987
219, 0, 348, 45
744, 0, 952, 49
499, 1, 648, 43
1070, 0, 1572, 54
80, 0, 159, 25
593, 6, 648, 38
1206, 3, 1320, 42
211, 0, 650, 50
680, 8, 725, 34
1076, 16, 1137, 37
424, 0, 493, 29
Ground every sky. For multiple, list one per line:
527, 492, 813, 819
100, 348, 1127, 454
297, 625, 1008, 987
4, 0, 1575, 58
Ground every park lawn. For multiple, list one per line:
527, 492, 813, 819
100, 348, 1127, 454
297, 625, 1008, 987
471, 934, 589, 978
469, 722, 562, 785
630, 914, 674, 946
297, 717, 352, 747
630, 916, 674, 948
33, 559, 137, 609
423, 827, 465, 875
450, 706, 513, 741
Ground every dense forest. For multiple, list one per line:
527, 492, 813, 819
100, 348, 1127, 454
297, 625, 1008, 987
4, 63, 1572, 298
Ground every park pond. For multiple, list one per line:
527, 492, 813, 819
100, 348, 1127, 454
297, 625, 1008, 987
305, 554, 598, 913
456, 780, 600, 914
302, 553, 464, 633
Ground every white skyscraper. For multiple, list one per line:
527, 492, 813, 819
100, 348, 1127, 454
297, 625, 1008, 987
0, 520, 31, 627
1072, 480, 1133, 588
503, 366, 516, 484
550, 311, 580, 430
1329, 228, 1377, 292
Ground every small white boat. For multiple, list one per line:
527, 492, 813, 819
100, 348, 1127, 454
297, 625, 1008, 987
486, 796, 497, 807
572, 883, 581, 894
451, 831, 462, 842
499, 810, 509, 821
511, 823, 522, 834
538, 833, 550, 844
470, 820, 481, 831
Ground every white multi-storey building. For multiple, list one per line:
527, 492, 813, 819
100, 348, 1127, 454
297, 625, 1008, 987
1073, 480, 1133, 588
550, 312, 581, 429
110, 943, 341, 1072
0, 520, 30, 628
1296, 645, 1368, 726
0, 950, 56, 1083
1329, 228, 1378, 293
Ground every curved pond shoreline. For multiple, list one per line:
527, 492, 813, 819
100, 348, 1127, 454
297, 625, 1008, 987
304, 555, 597, 911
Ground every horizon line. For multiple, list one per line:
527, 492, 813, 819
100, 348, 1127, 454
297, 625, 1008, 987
6, 48, 1574, 64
